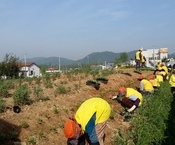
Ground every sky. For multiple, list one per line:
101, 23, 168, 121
0, 0, 175, 61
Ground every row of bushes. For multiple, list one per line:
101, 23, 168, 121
113, 81, 174, 145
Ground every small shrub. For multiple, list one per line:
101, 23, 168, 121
44, 80, 53, 88
53, 107, 59, 114
51, 72, 60, 80
54, 85, 67, 95
28, 136, 36, 144
9, 130, 18, 140
12, 84, 30, 105
37, 117, 43, 124
59, 122, 64, 128
21, 121, 29, 128
74, 83, 81, 90
39, 130, 45, 139
110, 110, 115, 120
33, 87, 43, 100
63, 107, 68, 113
0, 85, 9, 98
50, 126, 57, 133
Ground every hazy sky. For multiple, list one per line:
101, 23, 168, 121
0, 0, 175, 61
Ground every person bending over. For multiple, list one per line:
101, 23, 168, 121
64, 97, 111, 145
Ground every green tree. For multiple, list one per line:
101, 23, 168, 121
115, 52, 128, 64
0, 53, 19, 78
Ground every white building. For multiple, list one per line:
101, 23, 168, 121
46, 67, 62, 73
142, 48, 168, 68
19, 62, 41, 77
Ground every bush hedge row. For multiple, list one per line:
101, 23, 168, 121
113, 81, 175, 145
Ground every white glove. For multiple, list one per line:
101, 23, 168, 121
112, 95, 118, 100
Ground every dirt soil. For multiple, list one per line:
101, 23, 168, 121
0, 68, 153, 145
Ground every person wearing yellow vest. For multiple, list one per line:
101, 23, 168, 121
141, 55, 146, 68
157, 61, 162, 70
169, 69, 175, 94
64, 97, 111, 145
112, 87, 143, 114
147, 75, 160, 89
135, 48, 142, 71
154, 61, 162, 75
137, 75, 154, 95
155, 71, 164, 83
159, 63, 169, 80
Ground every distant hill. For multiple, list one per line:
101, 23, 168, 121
169, 53, 175, 58
22, 57, 75, 66
21, 50, 175, 66
22, 51, 137, 66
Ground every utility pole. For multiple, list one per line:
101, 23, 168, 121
24, 53, 27, 77
153, 46, 156, 68
59, 57, 61, 71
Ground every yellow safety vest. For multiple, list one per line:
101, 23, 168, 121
141, 79, 154, 91
169, 74, 175, 87
75, 98, 111, 131
135, 51, 141, 60
126, 88, 143, 106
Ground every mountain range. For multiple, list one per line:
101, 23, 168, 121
23, 50, 175, 66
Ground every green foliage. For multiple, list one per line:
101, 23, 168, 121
112, 129, 134, 145
101, 69, 115, 77
0, 53, 19, 78
37, 117, 43, 124
0, 80, 14, 98
51, 72, 61, 80
39, 130, 45, 139
21, 121, 29, 128
9, 130, 18, 140
132, 82, 172, 145
110, 110, 115, 119
90, 69, 100, 78
0, 99, 6, 113
28, 136, 36, 144
112, 81, 174, 145
34, 77, 41, 85
59, 122, 64, 128
50, 125, 57, 133
40, 66, 47, 76
115, 52, 128, 65
33, 87, 43, 100
54, 85, 68, 95
12, 84, 31, 105
44, 79, 53, 88
53, 107, 59, 114
0, 84, 9, 98
25, 77, 33, 85
74, 83, 81, 90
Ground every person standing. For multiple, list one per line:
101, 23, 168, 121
169, 69, 175, 95
141, 55, 146, 68
135, 48, 142, 71
64, 97, 111, 145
